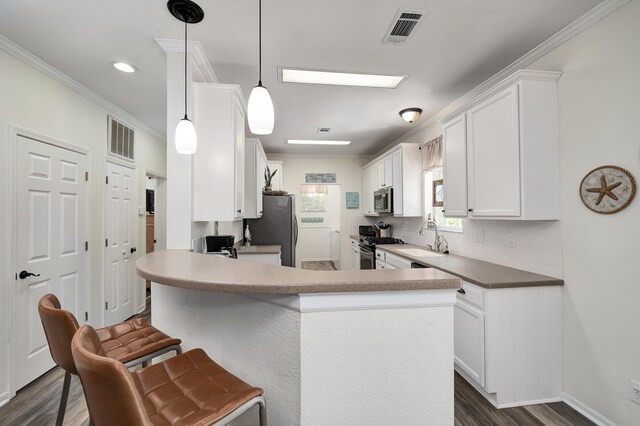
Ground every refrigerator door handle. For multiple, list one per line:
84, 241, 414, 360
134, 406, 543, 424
294, 215, 298, 246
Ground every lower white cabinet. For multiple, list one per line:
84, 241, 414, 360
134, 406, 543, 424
384, 251, 412, 269
454, 281, 562, 408
237, 253, 281, 265
454, 300, 485, 387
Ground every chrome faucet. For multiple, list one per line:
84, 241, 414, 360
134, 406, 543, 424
419, 219, 449, 253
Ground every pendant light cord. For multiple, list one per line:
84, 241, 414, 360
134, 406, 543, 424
184, 17, 188, 119
258, 0, 262, 85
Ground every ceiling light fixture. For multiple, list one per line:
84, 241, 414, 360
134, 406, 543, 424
168, 0, 204, 155
287, 140, 351, 146
281, 68, 406, 89
399, 107, 422, 123
112, 62, 137, 73
247, 0, 275, 135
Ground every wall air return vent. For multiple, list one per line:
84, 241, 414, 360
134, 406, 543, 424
383, 9, 425, 43
107, 115, 135, 161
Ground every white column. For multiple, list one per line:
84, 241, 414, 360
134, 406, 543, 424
164, 49, 194, 249
156, 39, 219, 250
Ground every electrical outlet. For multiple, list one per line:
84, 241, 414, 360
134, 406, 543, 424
508, 234, 517, 248
630, 379, 640, 405
473, 230, 484, 243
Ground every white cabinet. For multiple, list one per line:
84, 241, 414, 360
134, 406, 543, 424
390, 145, 422, 217
441, 70, 561, 220
454, 299, 486, 387
467, 85, 520, 217
350, 238, 360, 270
244, 138, 266, 218
363, 144, 422, 217
237, 252, 281, 265
376, 156, 393, 189
362, 166, 378, 216
454, 280, 562, 407
442, 115, 467, 217
193, 83, 246, 221
384, 155, 393, 187
385, 252, 412, 269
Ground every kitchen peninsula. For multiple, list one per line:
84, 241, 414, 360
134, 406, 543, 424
137, 249, 461, 425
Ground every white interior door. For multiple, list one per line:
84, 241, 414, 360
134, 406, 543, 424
104, 161, 136, 325
14, 134, 88, 390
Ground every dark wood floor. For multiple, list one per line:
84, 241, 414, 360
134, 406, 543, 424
0, 293, 594, 426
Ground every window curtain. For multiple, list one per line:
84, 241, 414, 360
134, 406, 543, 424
422, 135, 443, 171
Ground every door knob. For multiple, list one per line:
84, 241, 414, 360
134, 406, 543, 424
130, 247, 137, 254
19, 270, 40, 279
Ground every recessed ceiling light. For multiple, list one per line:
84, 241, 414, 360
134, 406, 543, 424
281, 68, 406, 89
113, 62, 137, 73
287, 139, 351, 146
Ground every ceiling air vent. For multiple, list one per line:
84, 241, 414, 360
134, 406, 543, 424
318, 127, 331, 133
107, 115, 135, 161
383, 9, 425, 43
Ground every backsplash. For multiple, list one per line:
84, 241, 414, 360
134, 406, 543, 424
361, 216, 563, 278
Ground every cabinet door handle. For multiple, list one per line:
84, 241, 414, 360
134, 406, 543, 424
442, 209, 446, 213
237, 209, 242, 213
468, 208, 473, 212
457, 288, 466, 294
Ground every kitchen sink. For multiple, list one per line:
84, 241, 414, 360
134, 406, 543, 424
395, 248, 445, 257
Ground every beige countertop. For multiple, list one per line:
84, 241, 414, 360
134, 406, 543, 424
377, 244, 563, 289
136, 249, 461, 294
236, 244, 281, 254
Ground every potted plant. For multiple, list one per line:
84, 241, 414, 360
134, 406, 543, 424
264, 165, 277, 192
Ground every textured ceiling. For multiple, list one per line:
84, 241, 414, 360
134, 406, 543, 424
0, 0, 602, 155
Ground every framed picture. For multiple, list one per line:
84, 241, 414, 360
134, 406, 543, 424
432, 179, 444, 207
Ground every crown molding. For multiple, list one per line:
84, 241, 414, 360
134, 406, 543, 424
154, 38, 218, 84
385, 0, 631, 150
0, 34, 165, 143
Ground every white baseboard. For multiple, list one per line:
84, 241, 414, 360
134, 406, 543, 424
562, 393, 618, 426
0, 390, 10, 407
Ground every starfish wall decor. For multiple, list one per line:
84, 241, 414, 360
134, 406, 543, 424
579, 165, 636, 214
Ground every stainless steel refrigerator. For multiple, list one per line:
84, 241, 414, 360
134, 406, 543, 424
245, 195, 298, 267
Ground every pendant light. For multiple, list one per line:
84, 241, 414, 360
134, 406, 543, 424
247, 0, 275, 135
168, 0, 204, 154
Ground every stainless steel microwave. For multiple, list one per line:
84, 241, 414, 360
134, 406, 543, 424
374, 187, 393, 214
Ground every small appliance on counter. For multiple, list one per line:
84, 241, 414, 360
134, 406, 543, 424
358, 225, 376, 237
202, 235, 237, 259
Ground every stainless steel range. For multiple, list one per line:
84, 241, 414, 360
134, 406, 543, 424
358, 237, 404, 270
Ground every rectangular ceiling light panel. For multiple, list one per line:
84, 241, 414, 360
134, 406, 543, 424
281, 68, 406, 89
287, 140, 351, 146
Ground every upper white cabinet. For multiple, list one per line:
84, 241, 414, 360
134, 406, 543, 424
193, 83, 246, 221
442, 115, 467, 217
376, 156, 393, 189
362, 144, 422, 217
244, 138, 267, 218
391, 144, 422, 217
363, 165, 378, 216
441, 70, 561, 220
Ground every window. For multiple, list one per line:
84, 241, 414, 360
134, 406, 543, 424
425, 168, 463, 232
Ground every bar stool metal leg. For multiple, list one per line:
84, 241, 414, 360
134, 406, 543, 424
258, 397, 268, 426
55, 371, 71, 426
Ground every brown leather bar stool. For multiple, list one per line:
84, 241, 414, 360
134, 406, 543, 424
72, 324, 267, 426
38, 293, 182, 426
